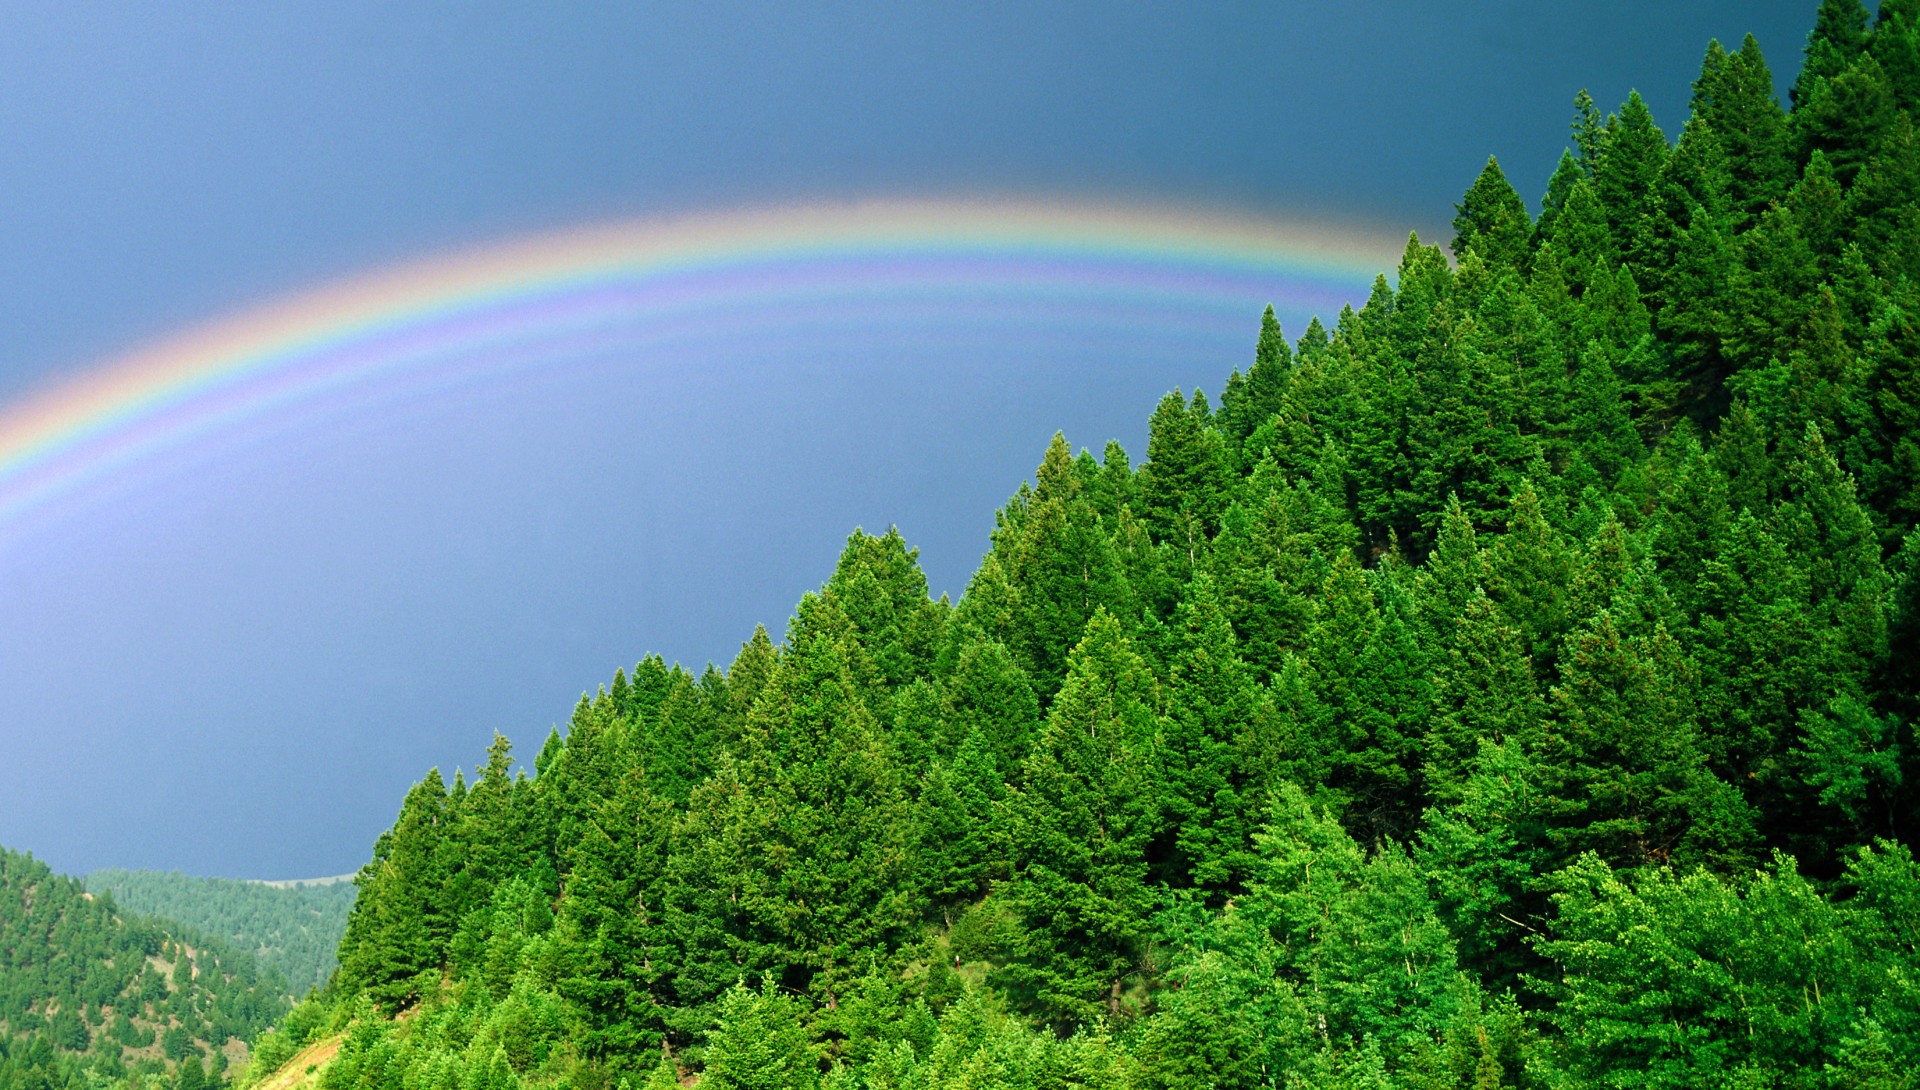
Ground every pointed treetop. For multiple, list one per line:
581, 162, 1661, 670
1451, 155, 1532, 271
1257, 304, 1288, 371
1535, 150, 1585, 244
1573, 89, 1607, 174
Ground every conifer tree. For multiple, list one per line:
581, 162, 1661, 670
337, 771, 452, 1010
1533, 150, 1585, 246
1543, 612, 1753, 870
1591, 91, 1669, 274
1450, 157, 1532, 272
1794, 0, 1874, 109
1139, 391, 1232, 554
1157, 575, 1258, 891
1424, 591, 1545, 806
1001, 609, 1161, 1027
1797, 54, 1898, 186
979, 434, 1132, 701
1220, 305, 1292, 451
1690, 36, 1794, 230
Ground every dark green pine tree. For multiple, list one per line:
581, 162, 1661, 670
1775, 425, 1891, 690
1845, 113, 1920, 278
1297, 553, 1426, 837
1416, 310, 1539, 537
553, 755, 674, 1068
1544, 180, 1620, 301
1590, 90, 1670, 276
444, 733, 526, 924
1689, 36, 1794, 230
1415, 494, 1486, 642
1001, 608, 1162, 1028
1202, 461, 1348, 682
824, 527, 947, 694
1483, 481, 1575, 673
1566, 341, 1645, 485
1873, 0, 1920, 106
1655, 202, 1737, 420
1424, 590, 1546, 807
1219, 305, 1293, 453
936, 636, 1042, 780
1451, 157, 1532, 273
918, 724, 1006, 909
1792, 0, 1873, 109
1571, 89, 1607, 177
1542, 611, 1755, 871
1855, 282, 1920, 534
641, 670, 723, 805
1648, 117, 1733, 278
1157, 574, 1258, 892
1533, 150, 1586, 247
1795, 52, 1898, 186
964, 433, 1132, 702
1138, 390, 1233, 557
721, 624, 779, 750
662, 592, 920, 1022
336, 771, 452, 1010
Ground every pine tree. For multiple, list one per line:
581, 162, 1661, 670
824, 527, 946, 693
1220, 305, 1293, 452
1534, 150, 1585, 246
1690, 36, 1794, 230
919, 725, 1006, 908
1157, 574, 1258, 891
1542, 612, 1753, 870
1425, 591, 1546, 805
1138, 391, 1232, 554
980, 433, 1132, 701
1451, 157, 1532, 272
1796, 53, 1898, 185
1001, 609, 1161, 1028
1793, 0, 1873, 109
699, 978, 820, 1090
1591, 91, 1670, 275
337, 771, 452, 1010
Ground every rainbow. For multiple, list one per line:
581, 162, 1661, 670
0, 197, 1406, 540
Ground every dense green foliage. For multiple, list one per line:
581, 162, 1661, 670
86, 871, 356, 996
268, 6, 1920, 1087
0, 847, 288, 1090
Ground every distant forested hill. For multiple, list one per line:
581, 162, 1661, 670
86, 872, 355, 997
0, 847, 287, 1090
253, 3, 1920, 1088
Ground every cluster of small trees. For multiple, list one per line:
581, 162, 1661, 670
274, 3, 1920, 1087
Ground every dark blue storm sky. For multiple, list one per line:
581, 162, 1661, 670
0, 3, 1821, 877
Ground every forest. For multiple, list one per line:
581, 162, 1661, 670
254, 3, 1920, 1088
9, 0, 1920, 1087
85, 871, 357, 997
0, 848, 288, 1090
235, 3, 1920, 1086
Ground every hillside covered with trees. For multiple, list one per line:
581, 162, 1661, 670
86, 871, 356, 997
0, 848, 288, 1090
244, 1, 1920, 1087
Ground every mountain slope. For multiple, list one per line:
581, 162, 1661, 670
0, 846, 288, 1088
86, 871, 355, 996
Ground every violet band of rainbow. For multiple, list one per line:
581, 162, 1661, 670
0, 198, 1407, 535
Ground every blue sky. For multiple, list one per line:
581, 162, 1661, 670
0, 2, 1823, 877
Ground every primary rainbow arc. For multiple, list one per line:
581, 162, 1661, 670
0, 197, 1406, 538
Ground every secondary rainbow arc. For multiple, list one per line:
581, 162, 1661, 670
0, 198, 1407, 537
